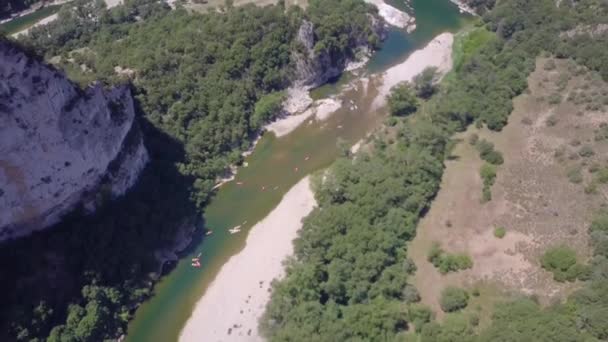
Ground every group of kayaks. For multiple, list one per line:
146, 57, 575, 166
191, 253, 202, 268
192, 156, 312, 268
233, 155, 310, 190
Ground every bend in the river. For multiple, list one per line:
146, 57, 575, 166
126, 1, 469, 341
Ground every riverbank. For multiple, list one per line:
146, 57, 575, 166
179, 177, 316, 341
123, 2, 468, 339
178, 30, 456, 342
373, 32, 454, 108
7, 0, 122, 36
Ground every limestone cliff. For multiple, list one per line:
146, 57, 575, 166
0, 40, 148, 241
292, 15, 387, 89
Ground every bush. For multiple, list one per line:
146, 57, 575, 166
594, 124, 608, 141
387, 82, 418, 116
476, 139, 504, 165
408, 305, 432, 332
470, 313, 480, 326
546, 114, 559, 126
547, 94, 562, 105
578, 145, 595, 158
541, 246, 583, 282
567, 167, 583, 184
480, 163, 497, 202
494, 226, 506, 238
595, 168, 608, 184
413, 67, 439, 99
428, 243, 473, 274
468, 133, 479, 146
585, 182, 598, 194
440, 287, 470, 312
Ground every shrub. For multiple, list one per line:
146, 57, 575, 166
440, 287, 470, 312
476, 139, 494, 156
476, 139, 504, 165
594, 124, 608, 141
494, 226, 506, 238
468, 133, 479, 146
387, 82, 418, 116
541, 246, 582, 282
578, 145, 595, 158
408, 305, 432, 332
482, 187, 492, 202
595, 168, 608, 184
413, 67, 439, 99
484, 150, 504, 165
428, 243, 473, 274
386, 117, 398, 127
403, 285, 421, 303
546, 114, 559, 126
470, 313, 480, 326
588, 163, 601, 173
554, 146, 566, 159
480, 163, 497, 202
567, 167, 583, 184
585, 182, 598, 194
427, 242, 443, 264
548, 94, 562, 105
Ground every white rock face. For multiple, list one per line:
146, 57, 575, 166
292, 17, 387, 89
364, 0, 416, 32
0, 41, 148, 241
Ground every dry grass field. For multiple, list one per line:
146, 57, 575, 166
408, 57, 608, 324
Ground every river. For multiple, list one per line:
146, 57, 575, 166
125, 1, 469, 341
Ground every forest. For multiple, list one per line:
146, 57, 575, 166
0, 0, 384, 341
262, 0, 608, 340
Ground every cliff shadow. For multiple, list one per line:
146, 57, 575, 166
0, 108, 199, 339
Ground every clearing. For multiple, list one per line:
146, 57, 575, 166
408, 57, 608, 323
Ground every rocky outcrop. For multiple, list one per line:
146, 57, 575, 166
292, 17, 387, 89
0, 40, 148, 241
364, 0, 416, 31
561, 24, 608, 39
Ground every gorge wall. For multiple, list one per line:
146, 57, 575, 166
292, 14, 387, 89
0, 40, 148, 241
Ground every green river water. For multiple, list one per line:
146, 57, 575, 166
126, 1, 469, 341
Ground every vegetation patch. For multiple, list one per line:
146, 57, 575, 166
493, 226, 506, 238
427, 242, 473, 274
480, 163, 496, 203
440, 287, 470, 313
475, 139, 504, 165
540, 246, 589, 282
387, 82, 419, 116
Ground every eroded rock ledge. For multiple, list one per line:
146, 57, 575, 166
0, 40, 148, 241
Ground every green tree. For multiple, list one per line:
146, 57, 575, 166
440, 287, 469, 312
388, 82, 419, 116
413, 67, 439, 99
